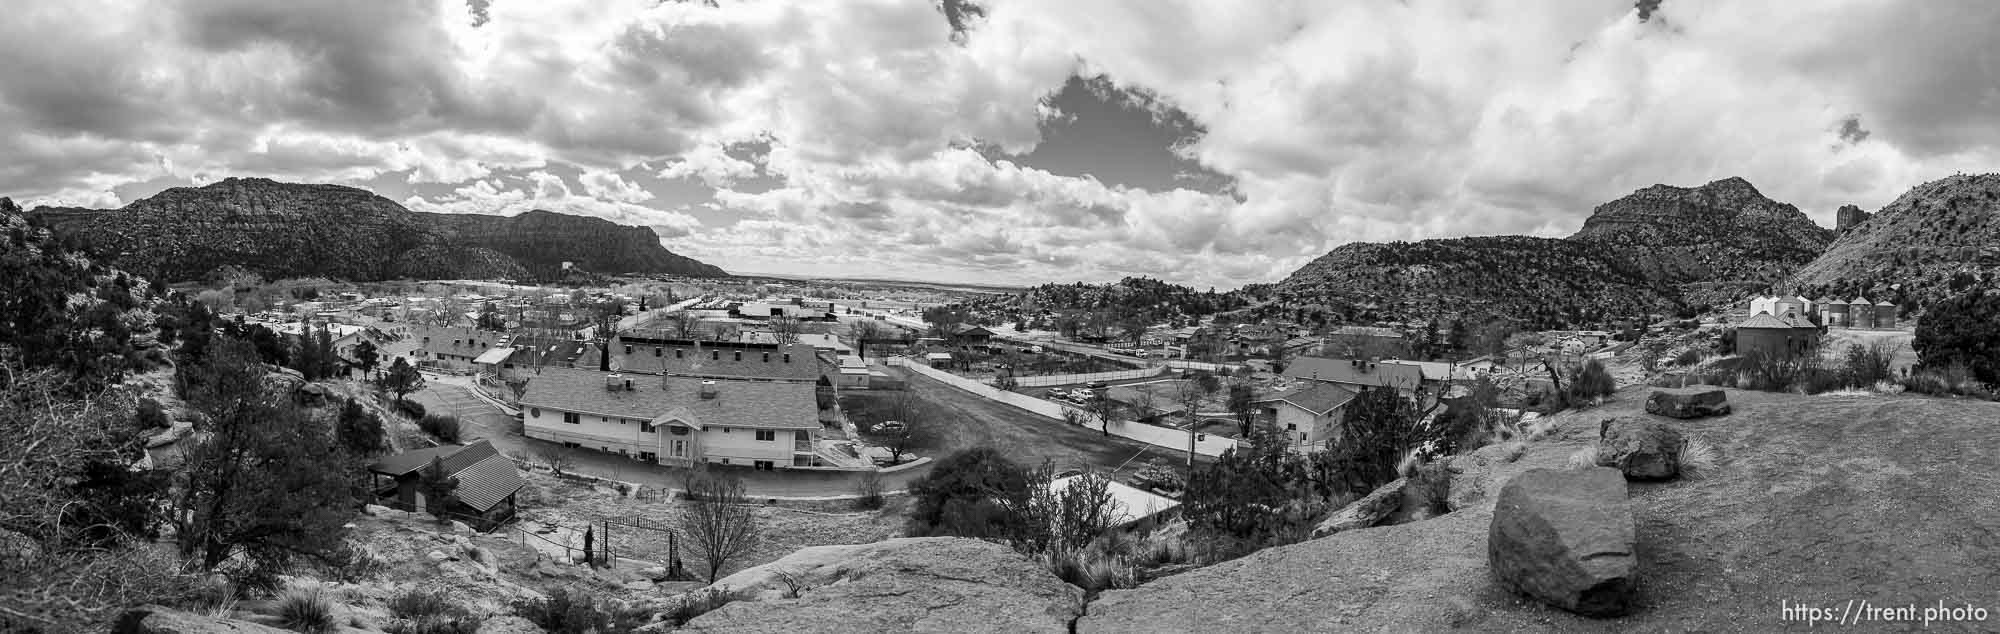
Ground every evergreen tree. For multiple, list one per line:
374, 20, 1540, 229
335, 398, 387, 457
353, 340, 380, 380
380, 357, 426, 403
418, 456, 460, 523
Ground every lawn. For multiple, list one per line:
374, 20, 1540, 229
839, 390, 951, 456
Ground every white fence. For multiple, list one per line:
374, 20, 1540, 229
1164, 359, 1245, 373
1014, 366, 1166, 387
890, 357, 1241, 457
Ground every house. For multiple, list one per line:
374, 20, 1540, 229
517, 367, 826, 470
500, 336, 593, 377
833, 355, 871, 390
606, 335, 820, 383
366, 440, 526, 531
1734, 313, 1821, 362
412, 327, 510, 370
1282, 355, 1436, 407
793, 333, 853, 356
949, 325, 998, 350
1322, 326, 1410, 358
1253, 381, 1359, 453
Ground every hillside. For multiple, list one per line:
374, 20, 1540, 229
29, 178, 724, 284
1786, 173, 2000, 310
419, 209, 726, 280
1270, 236, 1679, 329
1270, 177, 1839, 326
1570, 177, 1834, 307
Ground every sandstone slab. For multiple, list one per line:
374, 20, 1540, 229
1597, 417, 1684, 480
1311, 478, 1405, 538
113, 605, 292, 634
1488, 467, 1636, 617
1645, 388, 1730, 419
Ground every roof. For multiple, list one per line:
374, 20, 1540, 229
1383, 360, 1471, 382
924, 352, 954, 361
794, 333, 852, 352
1875, 300, 1896, 307
1282, 356, 1427, 389
473, 347, 517, 365
1737, 313, 1798, 329
367, 440, 526, 513
1329, 326, 1405, 339
503, 336, 591, 368
517, 367, 821, 430
1254, 381, 1358, 415
607, 336, 819, 382
951, 324, 997, 337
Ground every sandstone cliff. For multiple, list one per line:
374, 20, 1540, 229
29, 178, 724, 283
1569, 177, 1833, 294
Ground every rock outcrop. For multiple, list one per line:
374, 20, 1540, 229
1595, 418, 1684, 480
679, 537, 1083, 634
29, 178, 724, 284
1835, 204, 1872, 233
1487, 467, 1637, 617
1311, 477, 1406, 538
113, 605, 292, 634
1645, 388, 1731, 419
1569, 177, 1834, 295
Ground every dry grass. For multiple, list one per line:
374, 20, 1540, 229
1679, 436, 1721, 481
275, 581, 338, 634
1566, 445, 1599, 470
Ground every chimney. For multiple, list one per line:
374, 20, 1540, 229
734, 351, 742, 361
699, 380, 718, 399
605, 373, 624, 391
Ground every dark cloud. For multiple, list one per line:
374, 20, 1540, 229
1835, 115, 1870, 146
467, 0, 492, 27
1635, 0, 1664, 23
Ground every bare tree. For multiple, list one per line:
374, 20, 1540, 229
678, 469, 763, 583
670, 311, 704, 340
770, 313, 802, 344
848, 319, 883, 360
537, 446, 572, 478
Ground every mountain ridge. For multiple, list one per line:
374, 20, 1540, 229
27, 178, 726, 283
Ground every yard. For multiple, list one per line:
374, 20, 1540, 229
936, 347, 1138, 381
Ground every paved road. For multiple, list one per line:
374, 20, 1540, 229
413, 382, 935, 498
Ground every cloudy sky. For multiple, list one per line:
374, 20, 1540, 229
4, 1, 1998, 288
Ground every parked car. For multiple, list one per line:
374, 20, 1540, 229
1085, 381, 1109, 390
875, 420, 907, 433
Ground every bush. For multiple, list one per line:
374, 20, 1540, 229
853, 470, 884, 511
384, 588, 480, 634
417, 413, 461, 443
657, 588, 736, 628
276, 582, 337, 634
1673, 349, 1703, 367
905, 448, 1029, 539
1567, 359, 1616, 403
135, 398, 169, 429
510, 588, 649, 634
1840, 343, 1896, 388
1901, 364, 1996, 400
395, 399, 426, 420
1403, 460, 1453, 518
1913, 290, 2000, 386
1679, 436, 1721, 480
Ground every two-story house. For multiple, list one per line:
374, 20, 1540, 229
1252, 381, 1359, 453
518, 367, 824, 470
1282, 355, 1439, 410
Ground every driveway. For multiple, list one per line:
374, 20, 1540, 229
412, 382, 934, 498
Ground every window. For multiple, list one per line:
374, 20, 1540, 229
783, 353, 791, 363
755, 430, 776, 441
763, 352, 770, 362
562, 412, 580, 424
1286, 423, 1297, 431
563, 442, 581, 449
624, 345, 633, 354
530, 408, 541, 417
640, 421, 655, 433
754, 460, 775, 471
722, 427, 730, 433
734, 351, 742, 361
654, 347, 662, 357
676, 349, 684, 358
711, 351, 719, 360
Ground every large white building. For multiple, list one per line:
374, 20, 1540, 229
518, 367, 826, 470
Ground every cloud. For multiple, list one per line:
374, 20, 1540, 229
7, 0, 2000, 289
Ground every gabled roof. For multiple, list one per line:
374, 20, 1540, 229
517, 367, 820, 430
366, 440, 526, 513
413, 326, 508, 358
1328, 326, 1405, 339
473, 347, 516, 365
1737, 313, 1795, 329
950, 324, 996, 337
1282, 356, 1426, 389
1254, 381, 1358, 415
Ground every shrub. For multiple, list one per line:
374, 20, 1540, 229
1565, 446, 1599, 470
510, 588, 649, 634
135, 398, 169, 430
1790, 367, 1847, 395
1567, 359, 1616, 404
417, 413, 461, 443
1901, 364, 1994, 399
1404, 460, 1453, 518
331, 539, 389, 583
395, 398, 426, 420
1042, 546, 1134, 597
1913, 290, 2000, 386
657, 588, 736, 628
384, 588, 481, 634
905, 448, 1029, 539
1673, 349, 1703, 367
1841, 343, 1896, 388
276, 582, 337, 634
852, 470, 885, 510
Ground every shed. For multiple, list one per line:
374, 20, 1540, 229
367, 440, 524, 531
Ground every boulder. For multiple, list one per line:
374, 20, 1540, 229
449, 520, 475, 535
1644, 388, 1730, 419
678, 537, 1082, 633
113, 605, 292, 634
1596, 418, 1684, 480
1311, 478, 1406, 538
426, 550, 452, 562
1488, 468, 1637, 617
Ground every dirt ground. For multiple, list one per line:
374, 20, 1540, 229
893, 367, 1198, 478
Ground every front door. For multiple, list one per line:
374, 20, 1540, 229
669, 439, 688, 458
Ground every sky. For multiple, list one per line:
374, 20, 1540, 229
3, 0, 1999, 289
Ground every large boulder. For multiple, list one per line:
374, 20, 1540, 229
1644, 388, 1730, 419
1488, 468, 1637, 617
677, 537, 1082, 633
1596, 417, 1684, 480
113, 605, 292, 634
1311, 478, 1405, 538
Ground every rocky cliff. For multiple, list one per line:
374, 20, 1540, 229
418, 210, 726, 280
1786, 173, 2000, 309
29, 178, 724, 283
